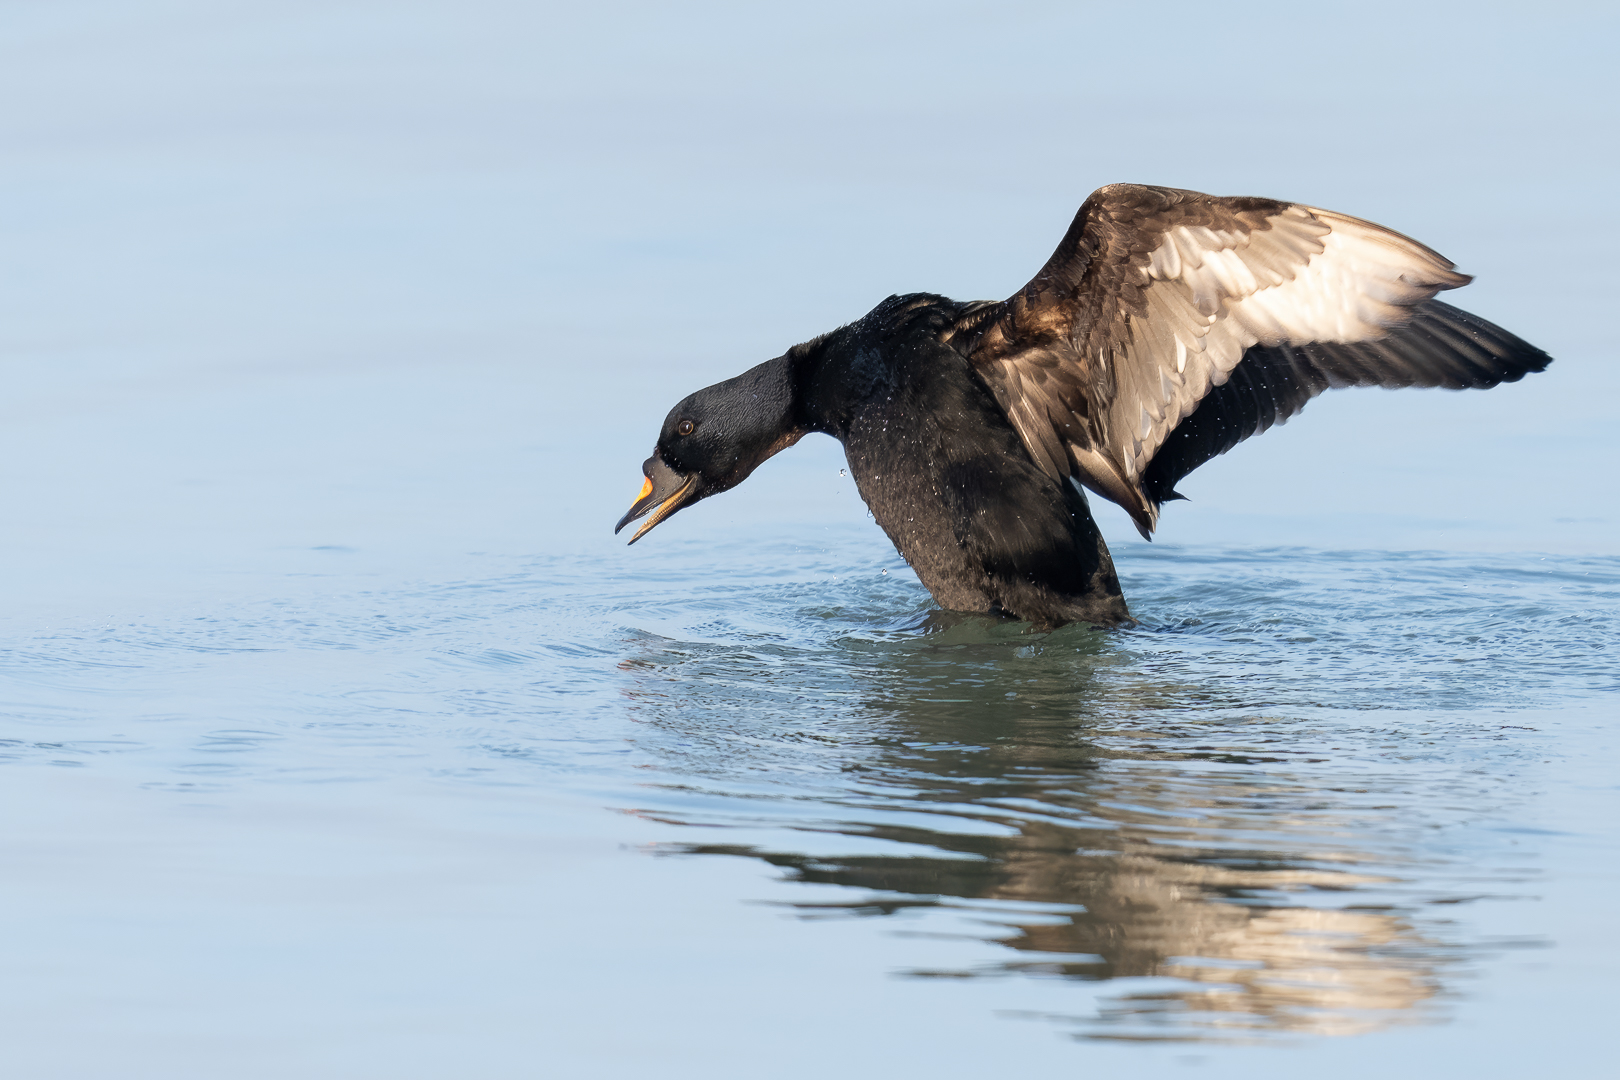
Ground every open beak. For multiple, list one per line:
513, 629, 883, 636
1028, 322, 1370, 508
614, 454, 698, 544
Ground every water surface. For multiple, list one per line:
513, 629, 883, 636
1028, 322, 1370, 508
4, 527, 1614, 1074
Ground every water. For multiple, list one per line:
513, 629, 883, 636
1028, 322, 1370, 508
2, 2, 1618, 1077
4, 529, 1614, 1073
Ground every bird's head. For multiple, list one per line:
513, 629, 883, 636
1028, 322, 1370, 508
615, 357, 804, 544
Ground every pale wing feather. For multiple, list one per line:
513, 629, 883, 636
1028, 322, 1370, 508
1109, 206, 1468, 483
965, 186, 1547, 541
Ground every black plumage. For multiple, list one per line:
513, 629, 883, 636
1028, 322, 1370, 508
617, 185, 1551, 628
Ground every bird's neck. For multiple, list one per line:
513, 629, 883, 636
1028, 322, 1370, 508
789, 295, 967, 439
791, 331, 892, 439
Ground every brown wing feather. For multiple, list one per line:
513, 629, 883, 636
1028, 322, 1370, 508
964, 184, 1498, 538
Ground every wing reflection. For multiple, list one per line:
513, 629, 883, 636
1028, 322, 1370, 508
615, 618, 1462, 1042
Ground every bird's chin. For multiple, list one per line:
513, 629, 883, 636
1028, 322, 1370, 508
614, 455, 699, 544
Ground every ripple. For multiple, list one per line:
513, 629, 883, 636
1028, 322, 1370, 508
0, 537, 1611, 1043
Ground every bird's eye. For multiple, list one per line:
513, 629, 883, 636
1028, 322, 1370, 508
676, 420, 695, 436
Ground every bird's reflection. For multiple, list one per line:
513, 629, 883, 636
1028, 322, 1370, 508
616, 614, 1458, 1042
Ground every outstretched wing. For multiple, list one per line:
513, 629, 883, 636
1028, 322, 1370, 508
1137, 299, 1548, 507
962, 184, 1551, 538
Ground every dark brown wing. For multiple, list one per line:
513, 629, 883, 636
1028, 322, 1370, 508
962, 184, 1546, 538
1138, 299, 1551, 506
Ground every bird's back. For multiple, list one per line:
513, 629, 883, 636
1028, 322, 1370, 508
810, 295, 1132, 628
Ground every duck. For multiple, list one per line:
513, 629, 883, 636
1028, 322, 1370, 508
615, 184, 1552, 628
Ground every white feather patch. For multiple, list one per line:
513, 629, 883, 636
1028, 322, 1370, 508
1116, 206, 1466, 481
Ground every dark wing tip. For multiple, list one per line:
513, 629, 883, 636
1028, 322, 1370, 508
1418, 300, 1552, 386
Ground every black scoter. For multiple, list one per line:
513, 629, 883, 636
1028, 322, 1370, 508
616, 184, 1551, 628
